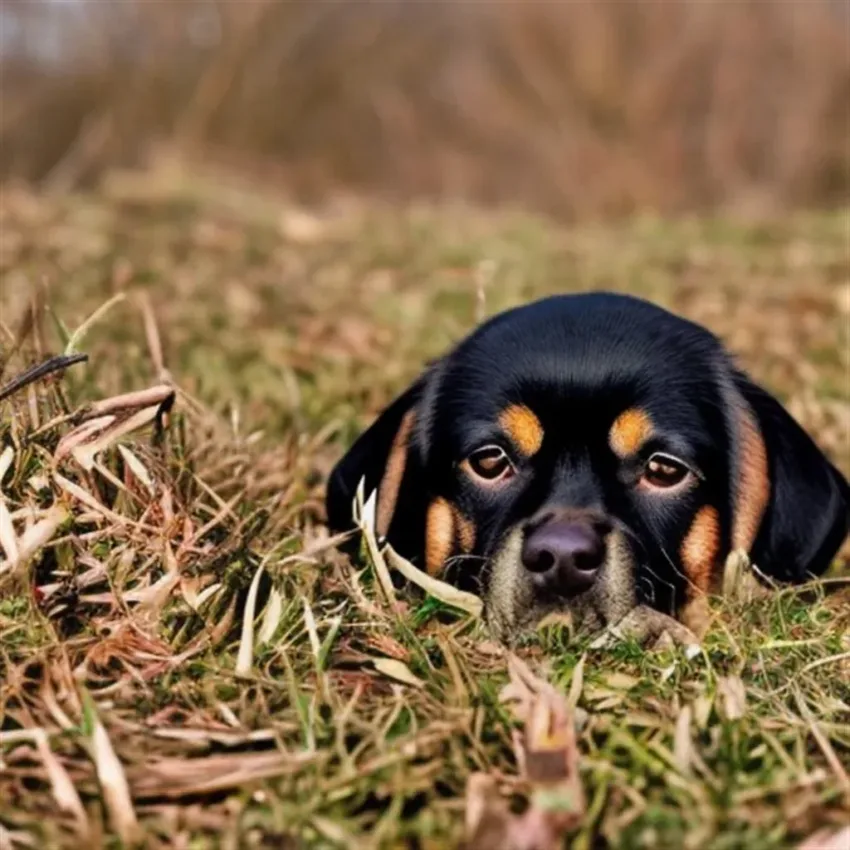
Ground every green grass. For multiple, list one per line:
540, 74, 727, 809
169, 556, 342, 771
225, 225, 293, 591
0, 182, 848, 849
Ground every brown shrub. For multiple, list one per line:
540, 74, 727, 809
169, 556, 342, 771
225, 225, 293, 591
1, 0, 848, 218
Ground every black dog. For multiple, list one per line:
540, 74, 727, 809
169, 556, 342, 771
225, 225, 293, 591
326, 293, 849, 643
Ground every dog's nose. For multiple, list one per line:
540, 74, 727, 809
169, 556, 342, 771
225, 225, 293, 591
521, 518, 608, 595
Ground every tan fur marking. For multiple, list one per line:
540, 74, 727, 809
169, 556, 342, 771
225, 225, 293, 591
732, 405, 770, 553
609, 408, 654, 457
426, 498, 455, 575
455, 509, 476, 554
680, 505, 721, 638
376, 410, 415, 538
681, 505, 722, 595
499, 404, 544, 456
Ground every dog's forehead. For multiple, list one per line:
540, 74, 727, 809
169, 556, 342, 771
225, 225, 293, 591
445, 295, 722, 406
421, 294, 730, 461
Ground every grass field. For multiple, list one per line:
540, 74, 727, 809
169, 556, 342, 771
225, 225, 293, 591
1, 181, 848, 849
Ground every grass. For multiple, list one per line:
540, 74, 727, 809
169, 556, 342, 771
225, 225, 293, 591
0, 179, 848, 849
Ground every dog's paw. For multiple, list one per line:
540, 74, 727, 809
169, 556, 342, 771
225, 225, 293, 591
590, 605, 701, 658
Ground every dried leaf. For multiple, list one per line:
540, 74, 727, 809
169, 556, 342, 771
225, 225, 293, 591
235, 564, 265, 677
470, 652, 586, 849
69, 406, 162, 470
130, 568, 181, 614
722, 549, 771, 602
693, 693, 714, 730
82, 691, 140, 846
257, 586, 284, 645
797, 826, 850, 850
567, 655, 585, 711
78, 384, 175, 423
0, 445, 14, 485
717, 675, 747, 721
2, 505, 69, 578
0, 491, 19, 564
302, 596, 321, 659
117, 444, 156, 496
373, 657, 424, 688
128, 750, 315, 800
32, 728, 90, 838
384, 543, 483, 618
353, 482, 397, 606
53, 415, 115, 463
53, 473, 127, 526
673, 705, 693, 775
523, 689, 583, 809
604, 672, 640, 691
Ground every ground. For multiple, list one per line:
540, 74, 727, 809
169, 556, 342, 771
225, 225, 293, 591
0, 180, 848, 849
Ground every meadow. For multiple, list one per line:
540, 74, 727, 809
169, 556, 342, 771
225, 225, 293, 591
0, 175, 848, 848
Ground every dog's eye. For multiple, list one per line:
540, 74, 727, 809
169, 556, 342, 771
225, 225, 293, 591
641, 453, 691, 490
465, 446, 514, 483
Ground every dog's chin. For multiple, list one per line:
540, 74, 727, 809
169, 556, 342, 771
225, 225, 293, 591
484, 526, 639, 645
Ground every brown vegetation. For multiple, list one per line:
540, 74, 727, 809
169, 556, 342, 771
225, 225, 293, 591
2, 0, 849, 217
1, 183, 848, 848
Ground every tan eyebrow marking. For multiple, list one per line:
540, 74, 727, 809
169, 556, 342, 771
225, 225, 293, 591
731, 404, 769, 554
679, 505, 721, 637
609, 408, 654, 457
498, 404, 544, 456
376, 410, 416, 538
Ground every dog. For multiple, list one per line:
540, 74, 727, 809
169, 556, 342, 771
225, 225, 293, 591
326, 293, 849, 645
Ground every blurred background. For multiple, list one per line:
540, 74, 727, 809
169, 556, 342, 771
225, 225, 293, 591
2, 0, 849, 220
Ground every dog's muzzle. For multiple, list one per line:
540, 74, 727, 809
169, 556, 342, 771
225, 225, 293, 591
485, 508, 638, 643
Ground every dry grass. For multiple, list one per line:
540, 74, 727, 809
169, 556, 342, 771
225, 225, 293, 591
2, 0, 849, 218
0, 177, 849, 848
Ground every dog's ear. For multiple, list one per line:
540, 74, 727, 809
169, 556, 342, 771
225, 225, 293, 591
325, 374, 431, 554
730, 372, 849, 582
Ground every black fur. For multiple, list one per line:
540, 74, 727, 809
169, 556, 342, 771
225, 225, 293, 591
326, 293, 849, 621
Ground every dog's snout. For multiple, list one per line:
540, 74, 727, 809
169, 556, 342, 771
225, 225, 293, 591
521, 515, 609, 596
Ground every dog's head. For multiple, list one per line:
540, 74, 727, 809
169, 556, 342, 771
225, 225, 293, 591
326, 293, 849, 641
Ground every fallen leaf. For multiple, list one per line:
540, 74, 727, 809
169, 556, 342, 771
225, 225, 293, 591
466, 773, 553, 850
466, 653, 585, 849
604, 672, 640, 691
722, 549, 772, 602
353, 481, 397, 606
0, 491, 20, 564
797, 826, 850, 850
26, 729, 89, 840
0, 445, 14, 484
257, 586, 284, 645
673, 705, 693, 775
127, 750, 316, 799
235, 564, 264, 677
372, 657, 424, 688
81, 691, 140, 846
717, 675, 747, 721
384, 543, 483, 618
117, 444, 156, 496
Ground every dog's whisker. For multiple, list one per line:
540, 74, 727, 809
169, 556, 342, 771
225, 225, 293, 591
639, 552, 681, 611
637, 575, 656, 605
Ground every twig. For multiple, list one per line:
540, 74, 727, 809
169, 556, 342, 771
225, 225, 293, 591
0, 354, 89, 404
72, 385, 175, 424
